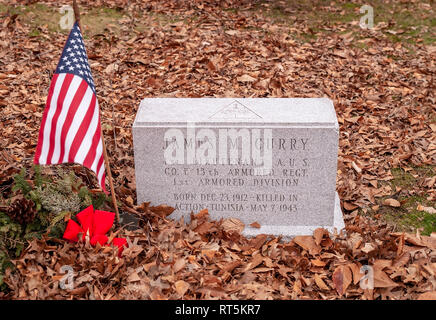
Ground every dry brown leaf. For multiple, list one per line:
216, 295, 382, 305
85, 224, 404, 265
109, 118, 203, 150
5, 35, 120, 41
104, 63, 118, 74
221, 218, 244, 234
344, 202, 358, 211
125, 196, 134, 206
194, 208, 209, 220
400, 233, 436, 249
417, 204, 436, 214
383, 198, 401, 207
293, 236, 321, 256
314, 274, 330, 291
237, 74, 256, 82
173, 258, 186, 273
201, 249, 217, 260
174, 280, 189, 296
250, 221, 261, 229
243, 254, 264, 272
347, 263, 363, 285
417, 291, 436, 300
311, 259, 327, 267
225, 30, 238, 36
194, 221, 214, 235
150, 205, 175, 217
361, 242, 377, 253
373, 269, 398, 288
313, 228, 329, 245
332, 265, 352, 296
127, 272, 141, 283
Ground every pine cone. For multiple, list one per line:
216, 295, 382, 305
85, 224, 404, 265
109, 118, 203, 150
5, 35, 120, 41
7, 197, 37, 225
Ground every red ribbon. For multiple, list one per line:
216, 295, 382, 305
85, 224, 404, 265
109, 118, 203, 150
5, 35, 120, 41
63, 205, 127, 256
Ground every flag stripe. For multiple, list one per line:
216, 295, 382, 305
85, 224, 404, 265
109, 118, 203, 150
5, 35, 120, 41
75, 100, 101, 163
68, 93, 97, 162
54, 77, 87, 164
100, 173, 106, 193
34, 73, 59, 164
88, 137, 103, 173
97, 156, 105, 187
82, 125, 101, 170
46, 74, 74, 164
39, 73, 67, 164
60, 82, 93, 162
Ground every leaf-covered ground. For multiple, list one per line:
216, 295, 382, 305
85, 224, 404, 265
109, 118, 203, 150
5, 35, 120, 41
3, 206, 436, 300
0, 0, 435, 299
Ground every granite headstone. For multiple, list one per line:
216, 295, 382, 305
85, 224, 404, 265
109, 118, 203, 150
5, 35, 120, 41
133, 98, 344, 238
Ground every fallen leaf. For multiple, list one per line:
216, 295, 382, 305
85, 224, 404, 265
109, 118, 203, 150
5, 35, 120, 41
344, 202, 358, 211
243, 254, 264, 272
383, 198, 401, 207
311, 259, 327, 267
150, 205, 175, 217
221, 218, 244, 234
361, 242, 377, 253
250, 221, 261, 229
225, 30, 238, 36
104, 63, 118, 74
332, 265, 353, 296
125, 196, 134, 206
173, 258, 186, 273
313, 228, 329, 245
314, 274, 330, 291
237, 74, 256, 82
293, 236, 321, 255
348, 263, 363, 285
373, 269, 398, 288
175, 280, 189, 296
127, 272, 141, 283
417, 291, 436, 300
417, 204, 436, 214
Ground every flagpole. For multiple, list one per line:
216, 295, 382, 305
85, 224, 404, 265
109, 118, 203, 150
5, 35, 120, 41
73, 0, 120, 223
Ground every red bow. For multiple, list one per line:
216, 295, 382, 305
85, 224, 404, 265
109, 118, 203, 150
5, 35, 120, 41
63, 205, 127, 256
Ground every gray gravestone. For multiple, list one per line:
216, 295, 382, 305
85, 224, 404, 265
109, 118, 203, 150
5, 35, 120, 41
133, 98, 344, 238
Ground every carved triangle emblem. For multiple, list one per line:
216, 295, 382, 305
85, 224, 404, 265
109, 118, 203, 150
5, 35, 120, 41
209, 100, 262, 119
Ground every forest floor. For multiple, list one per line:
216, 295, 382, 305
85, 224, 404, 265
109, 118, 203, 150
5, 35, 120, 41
0, 0, 435, 300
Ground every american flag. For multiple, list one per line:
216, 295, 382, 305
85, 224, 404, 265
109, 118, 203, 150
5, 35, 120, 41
34, 22, 106, 193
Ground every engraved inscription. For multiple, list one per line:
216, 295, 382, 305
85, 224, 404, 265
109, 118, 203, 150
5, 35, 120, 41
162, 127, 312, 217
